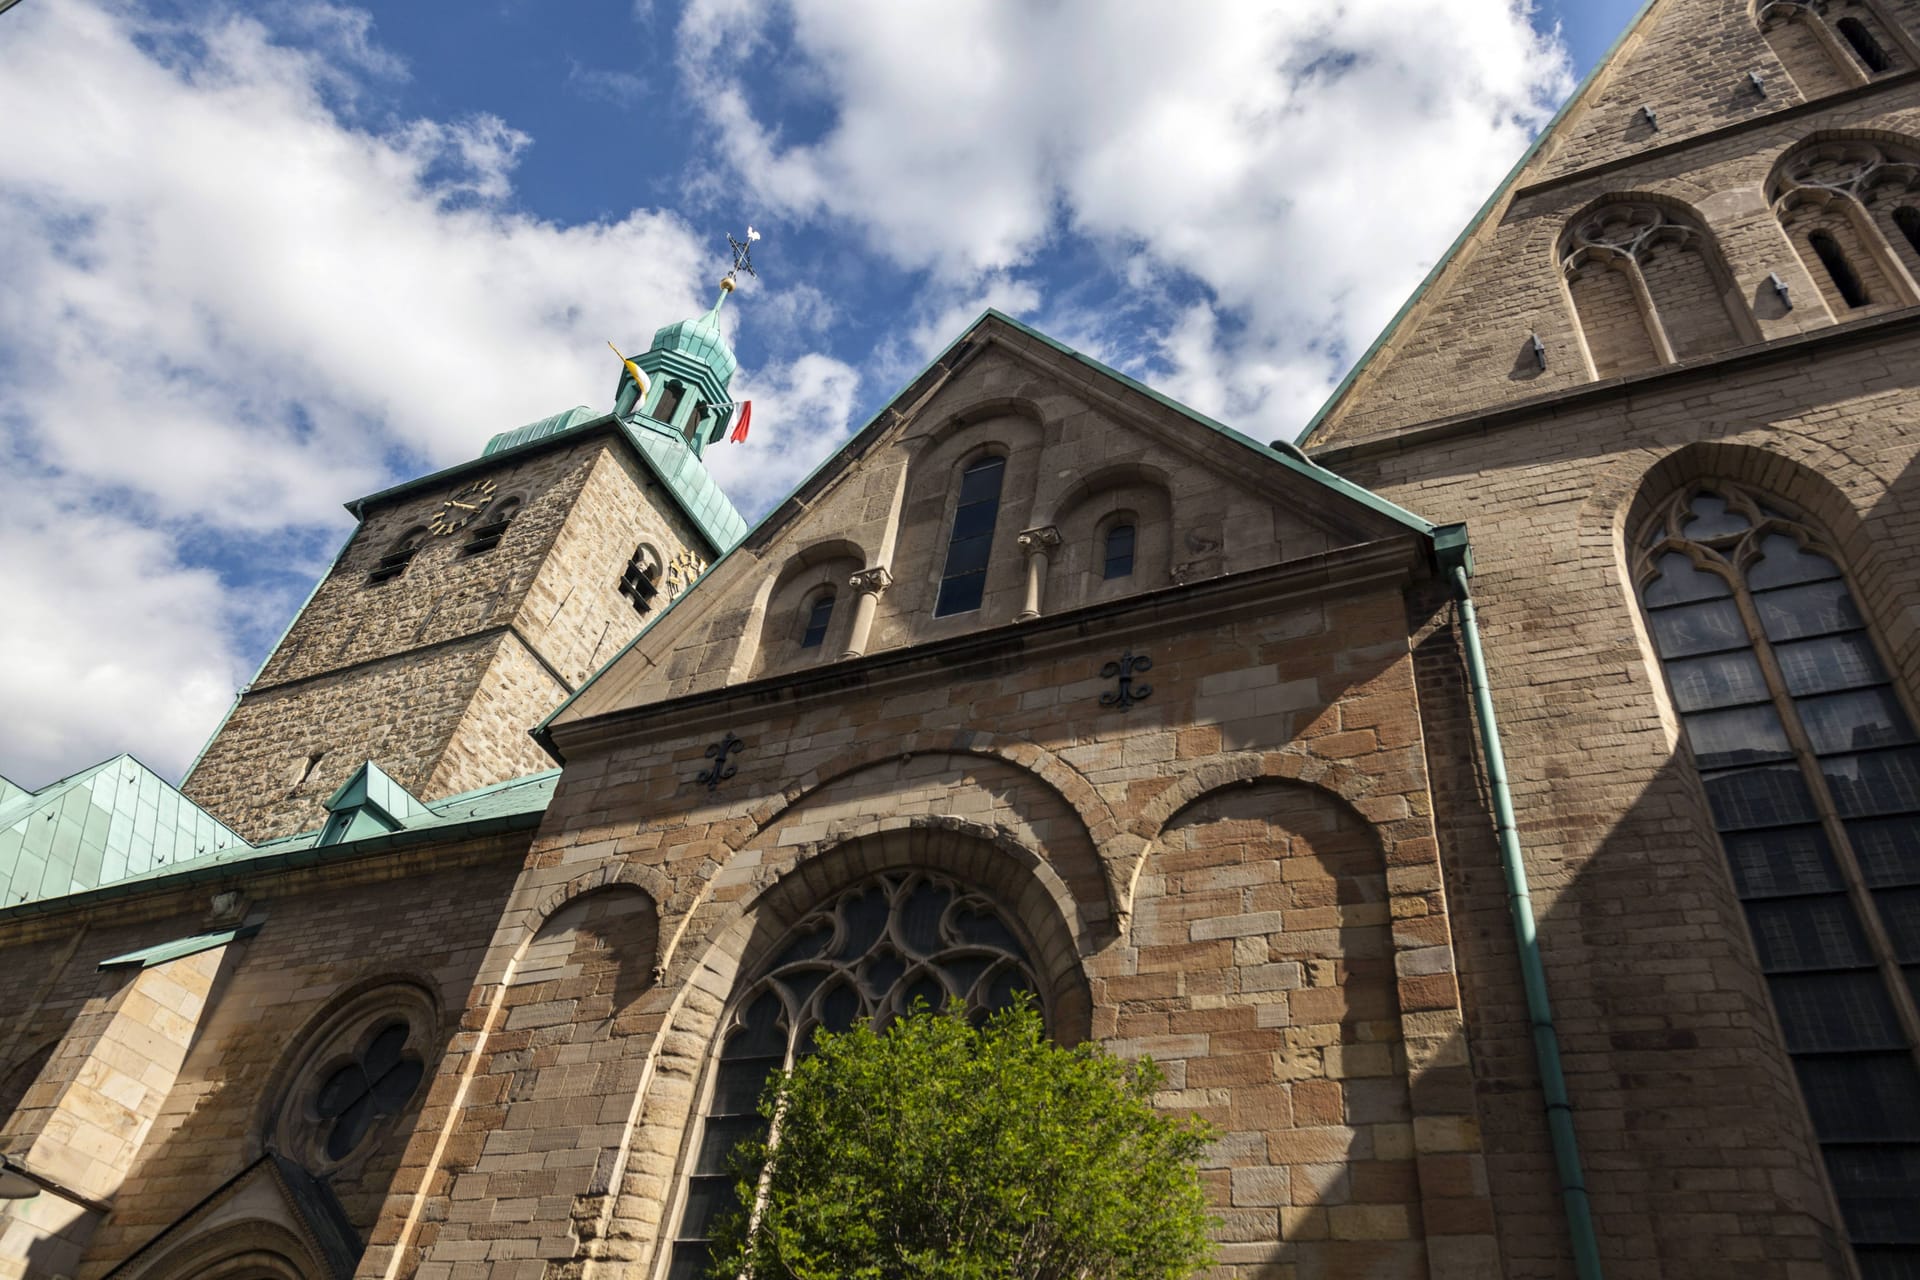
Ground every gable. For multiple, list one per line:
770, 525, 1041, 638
1297, 0, 1870, 447
545, 313, 1431, 731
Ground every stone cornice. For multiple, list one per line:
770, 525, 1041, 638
544, 534, 1429, 761
1308, 302, 1920, 470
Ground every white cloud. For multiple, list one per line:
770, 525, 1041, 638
679, 0, 1573, 434
704, 351, 862, 516
0, 0, 721, 785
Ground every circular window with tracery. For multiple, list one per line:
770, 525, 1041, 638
269, 984, 436, 1174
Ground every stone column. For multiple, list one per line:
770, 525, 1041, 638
842, 567, 893, 660
1014, 527, 1061, 622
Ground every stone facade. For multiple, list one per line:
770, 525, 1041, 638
6, 1, 1920, 1277
184, 430, 710, 843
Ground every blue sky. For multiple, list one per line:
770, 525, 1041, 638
0, 0, 1640, 787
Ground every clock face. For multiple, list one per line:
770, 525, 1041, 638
664, 548, 707, 599
429, 478, 498, 536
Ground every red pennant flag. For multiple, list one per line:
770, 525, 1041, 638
728, 400, 752, 443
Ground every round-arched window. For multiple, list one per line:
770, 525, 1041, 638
663, 870, 1045, 1278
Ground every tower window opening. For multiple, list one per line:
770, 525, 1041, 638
1103, 523, 1136, 580
460, 497, 520, 558
290, 750, 326, 793
366, 527, 427, 586
934, 456, 1006, 617
683, 398, 706, 444
1895, 207, 1920, 258
619, 544, 663, 617
1810, 230, 1870, 308
800, 592, 835, 649
1837, 17, 1892, 72
653, 381, 686, 426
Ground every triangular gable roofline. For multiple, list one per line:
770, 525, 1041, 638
1294, 0, 1660, 448
532, 307, 1436, 753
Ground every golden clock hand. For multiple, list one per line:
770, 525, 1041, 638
447, 500, 479, 510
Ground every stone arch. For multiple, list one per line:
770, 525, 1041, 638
529, 858, 677, 927
743, 537, 868, 678
611, 821, 1093, 1278
1123, 749, 1383, 916
734, 729, 1124, 926
1036, 461, 1177, 610
248, 973, 444, 1168
1753, 0, 1870, 96
1557, 192, 1755, 377
116, 1217, 324, 1280
885, 399, 1048, 633
1769, 131, 1920, 314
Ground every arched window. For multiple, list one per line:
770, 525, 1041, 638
1895, 206, 1920, 258
1103, 522, 1136, 580
652, 381, 686, 426
682, 398, 706, 444
366, 526, 427, 586
934, 455, 1005, 617
664, 871, 1044, 1280
1810, 229, 1871, 308
619, 543, 663, 616
1633, 482, 1920, 1268
1837, 16, 1893, 72
460, 496, 520, 557
799, 591, 835, 649
1559, 200, 1749, 378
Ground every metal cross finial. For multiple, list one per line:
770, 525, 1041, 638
727, 226, 762, 281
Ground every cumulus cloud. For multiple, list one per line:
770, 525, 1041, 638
0, 0, 717, 785
679, 0, 1573, 431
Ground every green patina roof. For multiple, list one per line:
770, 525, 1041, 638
468, 406, 748, 553
481, 405, 601, 457
651, 298, 738, 387
0, 758, 561, 918
0, 754, 250, 910
316, 761, 430, 846
99, 924, 259, 971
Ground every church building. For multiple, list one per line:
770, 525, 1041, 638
5, 0, 1920, 1275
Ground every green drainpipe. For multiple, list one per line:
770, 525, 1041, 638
1433, 523, 1604, 1280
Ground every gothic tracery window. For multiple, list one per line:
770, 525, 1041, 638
663, 871, 1044, 1280
1559, 201, 1749, 378
1771, 138, 1920, 316
1634, 482, 1920, 1270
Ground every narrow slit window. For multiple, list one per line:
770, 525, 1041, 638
1894, 207, 1920, 259
1633, 482, 1920, 1270
934, 456, 1005, 617
366, 527, 427, 586
652, 381, 686, 426
1837, 17, 1892, 72
618, 544, 662, 617
800, 592, 835, 649
461, 497, 520, 557
1810, 231, 1870, 309
1103, 523, 1136, 580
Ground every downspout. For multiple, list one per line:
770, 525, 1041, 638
1432, 523, 1604, 1280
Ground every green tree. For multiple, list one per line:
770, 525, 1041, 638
708, 1000, 1216, 1280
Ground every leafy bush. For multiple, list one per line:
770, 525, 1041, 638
709, 1000, 1216, 1280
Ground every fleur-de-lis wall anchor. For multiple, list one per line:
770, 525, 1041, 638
698, 732, 745, 790
1099, 652, 1153, 711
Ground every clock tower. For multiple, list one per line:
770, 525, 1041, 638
181, 298, 750, 843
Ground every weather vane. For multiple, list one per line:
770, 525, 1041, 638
722, 226, 761, 291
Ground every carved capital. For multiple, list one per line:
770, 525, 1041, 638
848, 566, 893, 595
1016, 526, 1062, 555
